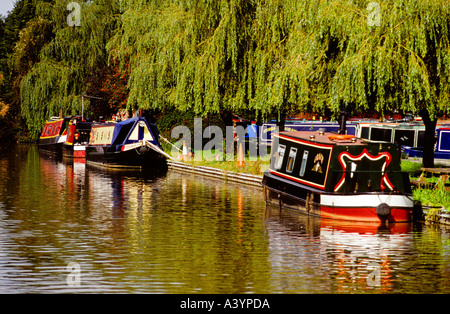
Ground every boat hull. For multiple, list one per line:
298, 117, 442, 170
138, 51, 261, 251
38, 141, 64, 156
63, 144, 87, 158
86, 144, 167, 171
263, 172, 413, 223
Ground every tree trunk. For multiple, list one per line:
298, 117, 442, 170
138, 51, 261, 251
419, 108, 437, 168
277, 110, 286, 132
220, 110, 233, 128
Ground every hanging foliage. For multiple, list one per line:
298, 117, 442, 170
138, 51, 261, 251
18, 0, 123, 139
6, 0, 449, 165
110, 0, 449, 119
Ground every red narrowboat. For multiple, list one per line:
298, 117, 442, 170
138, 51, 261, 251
62, 117, 93, 158
262, 121, 414, 223
39, 117, 71, 155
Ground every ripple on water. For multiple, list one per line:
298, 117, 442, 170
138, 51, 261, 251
0, 147, 449, 293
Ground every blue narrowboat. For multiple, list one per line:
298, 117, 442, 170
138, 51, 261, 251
85, 117, 168, 171
403, 127, 450, 160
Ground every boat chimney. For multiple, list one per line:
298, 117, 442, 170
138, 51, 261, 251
338, 111, 347, 135
59, 106, 63, 119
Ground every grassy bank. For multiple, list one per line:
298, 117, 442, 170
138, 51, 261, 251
160, 143, 271, 176
413, 184, 450, 211
402, 160, 449, 213
182, 158, 270, 176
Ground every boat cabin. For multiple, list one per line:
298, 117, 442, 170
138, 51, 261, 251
357, 122, 425, 148
63, 117, 93, 158
39, 117, 71, 154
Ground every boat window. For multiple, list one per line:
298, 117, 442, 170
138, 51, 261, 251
286, 147, 297, 173
417, 130, 425, 147
371, 127, 392, 142
438, 130, 450, 151
360, 126, 370, 139
274, 145, 286, 170
394, 129, 415, 147
299, 150, 309, 177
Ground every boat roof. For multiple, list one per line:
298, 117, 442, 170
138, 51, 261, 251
279, 130, 364, 146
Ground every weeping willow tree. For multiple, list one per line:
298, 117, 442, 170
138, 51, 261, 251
18, 0, 122, 139
108, 0, 255, 123
281, 0, 450, 167
112, 0, 449, 167
14, 0, 447, 164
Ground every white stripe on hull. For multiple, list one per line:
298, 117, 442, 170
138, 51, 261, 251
73, 145, 86, 151
320, 194, 413, 208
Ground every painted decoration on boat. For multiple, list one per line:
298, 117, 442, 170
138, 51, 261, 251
334, 149, 393, 192
40, 119, 65, 140
39, 117, 71, 155
269, 133, 333, 190
89, 125, 115, 146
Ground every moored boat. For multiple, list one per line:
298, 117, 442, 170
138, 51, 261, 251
85, 117, 168, 171
39, 116, 71, 155
259, 119, 359, 147
357, 120, 450, 160
262, 124, 414, 223
403, 127, 450, 160
62, 117, 93, 158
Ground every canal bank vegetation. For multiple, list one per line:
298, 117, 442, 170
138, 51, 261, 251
159, 139, 270, 176
401, 160, 450, 217
184, 158, 270, 176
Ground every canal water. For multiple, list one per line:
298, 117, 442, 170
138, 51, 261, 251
0, 144, 449, 294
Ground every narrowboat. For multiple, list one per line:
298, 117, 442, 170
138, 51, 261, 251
262, 127, 414, 223
85, 117, 168, 171
39, 116, 71, 155
62, 117, 93, 158
356, 122, 426, 148
403, 127, 450, 160
259, 119, 359, 147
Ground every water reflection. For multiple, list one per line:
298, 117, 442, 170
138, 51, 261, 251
0, 144, 449, 293
266, 206, 449, 293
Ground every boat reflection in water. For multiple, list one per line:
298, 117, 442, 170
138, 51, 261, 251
265, 204, 414, 293
3, 145, 448, 293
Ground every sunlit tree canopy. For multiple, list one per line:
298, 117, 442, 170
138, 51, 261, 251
110, 0, 449, 121
2, 0, 449, 166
